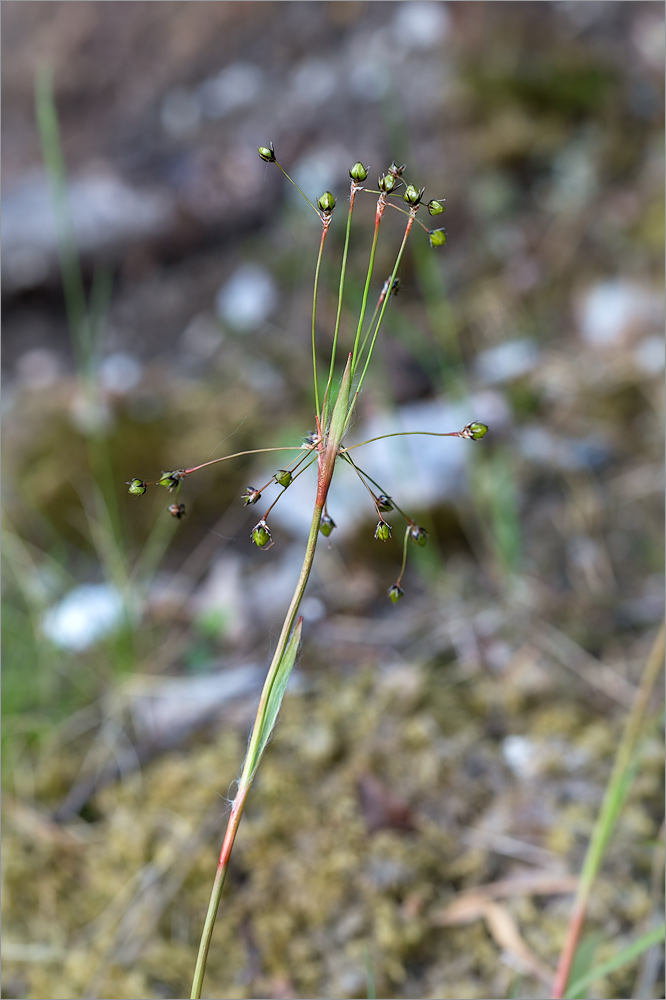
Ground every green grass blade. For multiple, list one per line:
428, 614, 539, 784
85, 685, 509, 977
246, 617, 303, 784
564, 924, 665, 999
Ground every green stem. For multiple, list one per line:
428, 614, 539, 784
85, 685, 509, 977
191, 451, 337, 999
396, 526, 410, 587
321, 184, 359, 426
340, 429, 461, 453
353, 213, 415, 399
311, 226, 330, 420
350, 198, 385, 376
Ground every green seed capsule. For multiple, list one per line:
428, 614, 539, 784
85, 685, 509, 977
317, 191, 336, 214
465, 421, 489, 441
168, 503, 186, 519
320, 513, 336, 537
374, 520, 392, 542
428, 229, 447, 248
274, 470, 292, 488
258, 144, 276, 162
403, 184, 423, 206
378, 173, 396, 194
350, 162, 369, 182
127, 478, 146, 496
251, 521, 272, 548
388, 584, 404, 603
427, 199, 445, 216
409, 525, 428, 546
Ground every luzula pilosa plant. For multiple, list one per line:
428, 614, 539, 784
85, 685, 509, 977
128, 144, 488, 998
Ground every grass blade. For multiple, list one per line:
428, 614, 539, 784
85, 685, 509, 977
564, 924, 665, 999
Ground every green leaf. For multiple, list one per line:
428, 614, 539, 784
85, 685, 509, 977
246, 617, 303, 784
564, 923, 665, 999
328, 353, 353, 451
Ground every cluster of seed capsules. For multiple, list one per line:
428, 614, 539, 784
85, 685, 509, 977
127, 421, 488, 604
259, 143, 448, 246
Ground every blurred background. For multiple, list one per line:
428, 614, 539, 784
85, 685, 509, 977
2, 3, 664, 999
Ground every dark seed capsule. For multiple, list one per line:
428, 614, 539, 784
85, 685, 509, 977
388, 584, 404, 604
242, 487, 262, 506
127, 478, 146, 496
376, 494, 394, 512
258, 144, 276, 162
159, 470, 185, 491
388, 162, 406, 178
168, 503, 186, 519
320, 513, 336, 537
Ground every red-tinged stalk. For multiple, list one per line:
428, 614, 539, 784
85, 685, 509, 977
191, 365, 353, 998
181, 446, 305, 478
551, 622, 665, 999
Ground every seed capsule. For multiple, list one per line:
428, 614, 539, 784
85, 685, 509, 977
159, 470, 185, 491
349, 162, 368, 182
378, 173, 396, 194
258, 144, 276, 162
168, 503, 186, 519
320, 513, 336, 537
375, 494, 394, 512
388, 162, 406, 178
428, 229, 447, 248
242, 487, 262, 506
251, 521, 272, 548
317, 191, 336, 215
374, 520, 392, 542
427, 199, 445, 216
403, 184, 424, 206
274, 470, 292, 488
127, 478, 146, 496
462, 421, 489, 441
409, 525, 428, 546
388, 584, 404, 603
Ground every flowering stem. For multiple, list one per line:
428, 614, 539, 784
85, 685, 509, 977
341, 429, 463, 453
321, 183, 360, 426
353, 212, 415, 398
350, 196, 386, 375
311, 225, 330, 420
183, 446, 306, 477
191, 447, 337, 1000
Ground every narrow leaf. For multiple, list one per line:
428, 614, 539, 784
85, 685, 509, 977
246, 617, 303, 783
564, 924, 665, 999
328, 353, 353, 451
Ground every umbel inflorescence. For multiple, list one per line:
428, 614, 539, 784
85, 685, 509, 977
127, 144, 488, 602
